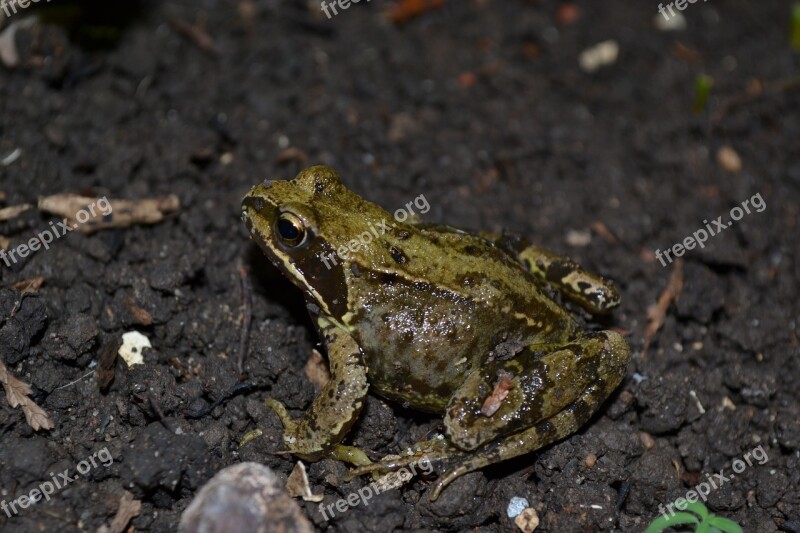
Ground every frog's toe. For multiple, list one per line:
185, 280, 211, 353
264, 397, 299, 433
430, 465, 470, 501
347, 437, 459, 480
329, 445, 373, 467
347, 454, 424, 479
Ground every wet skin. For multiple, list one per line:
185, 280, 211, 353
241, 166, 630, 500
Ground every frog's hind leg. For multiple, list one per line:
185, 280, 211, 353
488, 233, 620, 314
431, 382, 606, 500
434, 330, 630, 500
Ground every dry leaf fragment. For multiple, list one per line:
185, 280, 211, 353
97, 491, 142, 533
388, 0, 446, 25
641, 258, 684, 358
12, 276, 44, 294
671, 42, 701, 62
168, 16, 216, 54
97, 338, 122, 391
0, 358, 55, 431
0, 203, 32, 221
304, 349, 330, 389
286, 462, 323, 503
481, 370, 515, 417
0, 19, 36, 68
38, 194, 180, 234
590, 221, 618, 244
123, 297, 153, 326
276, 147, 309, 168
556, 3, 580, 25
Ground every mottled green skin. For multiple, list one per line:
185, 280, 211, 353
241, 166, 630, 500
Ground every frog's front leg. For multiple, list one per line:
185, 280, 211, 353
432, 330, 630, 499
488, 233, 620, 314
266, 317, 369, 463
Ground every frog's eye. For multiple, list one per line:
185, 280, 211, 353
275, 213, 308, 248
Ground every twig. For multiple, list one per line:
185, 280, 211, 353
641, 258, 684, 359
711, 77, 800, 127
168, 15, 217, 55
237, 265, 253, 374
184, 382, 256, 419
97, 491, 142, 533
54, 370, 94, 391
147, 395, 174, 432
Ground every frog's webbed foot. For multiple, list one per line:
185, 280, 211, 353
346, 435, 460, 480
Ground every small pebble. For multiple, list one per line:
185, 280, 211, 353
717, 145, 742, 173
566, 229, 592, 247
179, 463, 313, 533
722, 397, 737, 410
515, 508, 540, 532
507, 496, 529, 518
118, 331, 151, 367
640, 432, 657, 450
579, 40, 619, 73
582, 453, 597, 468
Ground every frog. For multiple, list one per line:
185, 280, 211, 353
241, 165, 630, 501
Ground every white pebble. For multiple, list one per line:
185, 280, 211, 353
579, 40, 619, 73
507, 496, 529, 518
118, 331, 151, 367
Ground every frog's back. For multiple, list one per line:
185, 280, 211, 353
344, 224, 577, 413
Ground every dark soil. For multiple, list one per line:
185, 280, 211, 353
1, 1, 798, 532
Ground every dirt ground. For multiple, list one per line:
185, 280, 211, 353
0, 0, 798, 532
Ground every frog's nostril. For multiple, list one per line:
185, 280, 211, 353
261, 179, 273, 189
249, 196, 265, 212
